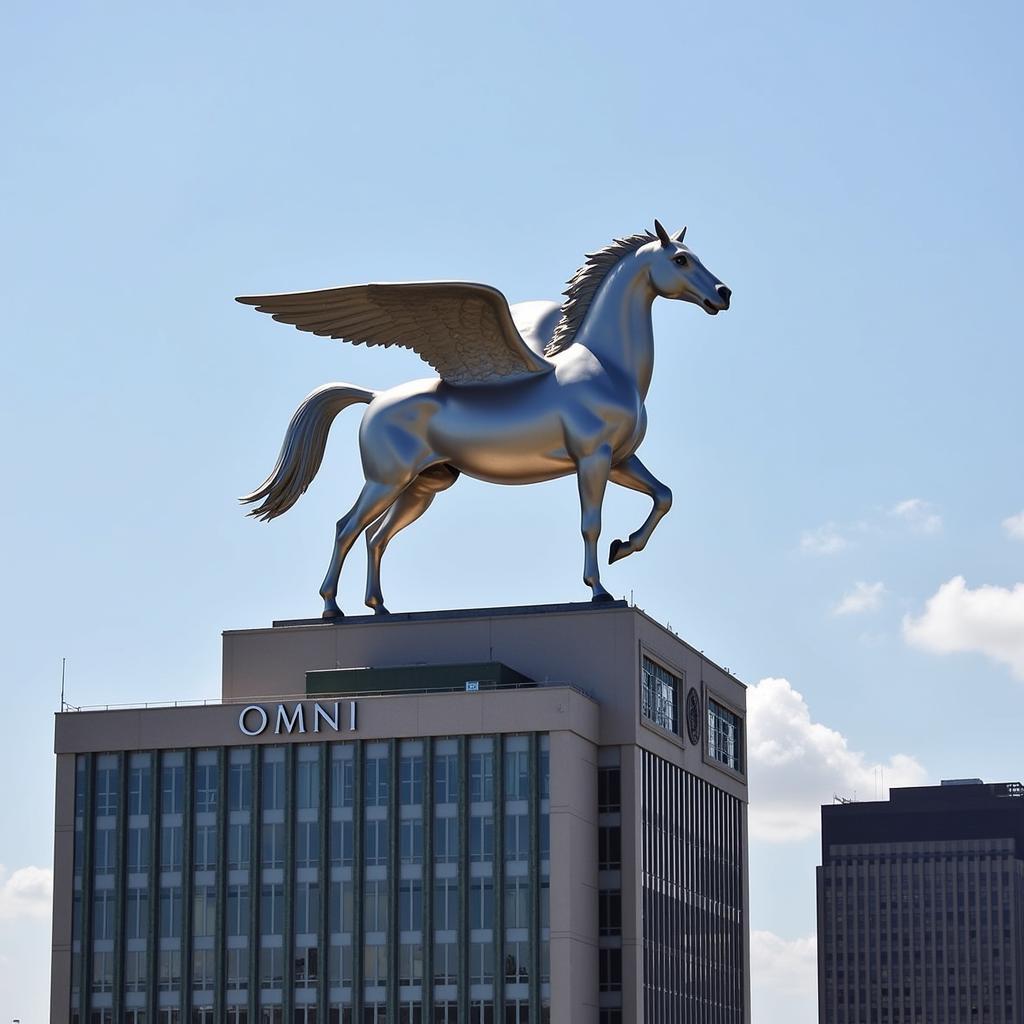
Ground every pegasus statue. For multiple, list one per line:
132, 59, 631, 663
238, 220, 731, 618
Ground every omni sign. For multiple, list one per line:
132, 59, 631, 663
238, 700, 358, 737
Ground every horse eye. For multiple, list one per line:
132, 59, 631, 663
673, 254, 688, 267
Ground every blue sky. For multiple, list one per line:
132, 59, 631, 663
2, 1, 1022, 1019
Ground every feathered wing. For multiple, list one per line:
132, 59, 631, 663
236, 281, 553, 386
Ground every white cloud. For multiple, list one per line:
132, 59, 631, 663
747, 677, 927, 841
1003, 512, 1024, 540
890, 498, 942, 535
0, 864, 52, 921
903, 576, 1024, 680
800, 524, 846, 555
833, 581, 885, 616
751, 930, 818, 1022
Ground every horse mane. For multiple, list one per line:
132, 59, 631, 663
545, 230, 656, 356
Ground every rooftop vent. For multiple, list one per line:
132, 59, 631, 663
940, 778, 984, 787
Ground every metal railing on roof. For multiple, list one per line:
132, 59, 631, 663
61, 679, 595, 713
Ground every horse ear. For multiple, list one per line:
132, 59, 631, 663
673, 226, 687, 242
654, 220, 672, 247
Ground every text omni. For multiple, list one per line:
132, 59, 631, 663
237, 700, 358, 737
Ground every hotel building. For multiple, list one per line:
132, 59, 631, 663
51, 600, 750, 1023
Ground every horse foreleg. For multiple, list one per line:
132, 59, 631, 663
608, 454, 673, 564
575, 444, 613, 601
319, 479, 412, 619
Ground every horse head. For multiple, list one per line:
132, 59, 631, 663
647, 220, 732, 315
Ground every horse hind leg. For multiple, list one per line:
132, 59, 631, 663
319, 477, 417, 618
364, 466, 459, 614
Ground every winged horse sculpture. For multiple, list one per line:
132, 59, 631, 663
238, 220, 731, 618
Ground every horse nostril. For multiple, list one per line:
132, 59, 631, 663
716, 284, 732, 306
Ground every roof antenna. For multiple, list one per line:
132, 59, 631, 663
60, 656, 66, 712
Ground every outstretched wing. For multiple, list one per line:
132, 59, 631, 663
236, 281, 552, 386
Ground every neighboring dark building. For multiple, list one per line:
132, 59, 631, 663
817, 780, 1024, 1024
52, 602, 750, 1024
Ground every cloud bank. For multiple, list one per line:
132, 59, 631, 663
904, 576, 1024, 680
800, 524, 847, 556
1003, 512, 1024, 540
751, 931, 818, 1022
833, 581, 885, 616
890, 498, 942, 535
746, 677, 926, 841
0, 865, 52, 921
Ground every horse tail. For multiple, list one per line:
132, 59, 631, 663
240, 382, 375, 521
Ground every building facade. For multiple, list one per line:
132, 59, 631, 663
817, 780, 1024, 1024
51, 601, 750, 1023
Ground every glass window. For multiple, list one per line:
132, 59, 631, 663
598, 826, 621, 871
126, 887, 148, 939
297, 820, 320, 868
228, 822, 250, 870
470, 878, 494, 929
470, 815, 494, 862
193, 885, 216, 937
434, 816, 458, 864
228, 752, 252, 811
365, 747, 389, 806
93, 889, 116, 940
228, 883, 250, 936
261, 883, 284, 935
434, 942, 457, 985
331, 748, 355, 808
295, 880, 320, 934
598, 767, 621, 813
260, 946, 284, 988
399, 879, 423, 930
329, 879, 355, 933
505, 813, 528, 862
504, 748, 529, 801
95, 759, 119, 817
128, 756, 151, 815
505, 878, 530, 929
226, 947, 248, 989
127, 824, 150, 872
364, 879, 388, 931
161, 760, 184, 815
470, 750, 494, 802
434, 751, 458, 804
331, 819, 354, 866
158, 948, 181, 991
434, 877, 458, 931
194, 756, 218, 814
159, 886, 183, 939
470, 942, 494, 984
194, 823, 217, 871
160, 824, 183, 870
641, 656, 679, 733
262, 749, 285, 811
399, 943, 423, 986
400, 752, 424, 805
365, 819, 388, 866
707, 698, 743, 772
262, 821, 285, 868
296, 756, 319, 810
400, 817, 423, 865
363, 943, 387, 985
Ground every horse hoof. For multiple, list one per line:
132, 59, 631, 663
322, 601, 344, 620
373, 605, 390, 616
591, 591, 615, 604
609, 538, 627, 563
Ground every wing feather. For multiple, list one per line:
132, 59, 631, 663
236, 281, 552, 385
